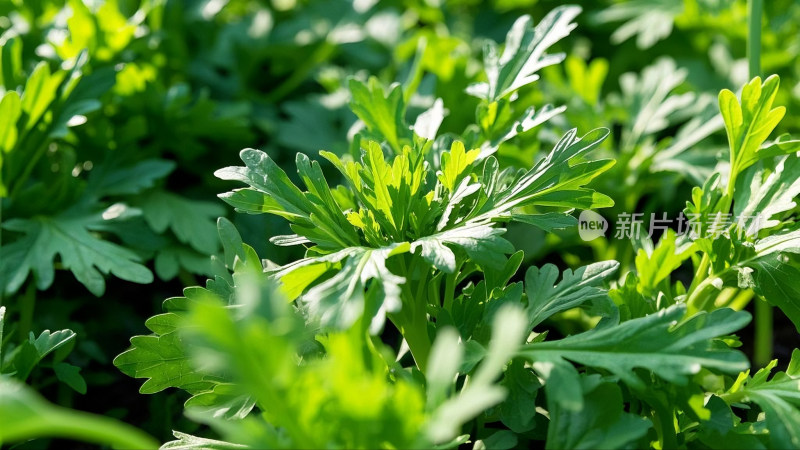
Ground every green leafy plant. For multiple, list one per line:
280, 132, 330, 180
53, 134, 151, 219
5, 1, 800, 449
109, 7, 800, 449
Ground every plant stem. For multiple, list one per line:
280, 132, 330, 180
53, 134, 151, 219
748, 0, 772, 366
754, 299, 773, 366
4, 408, 159, 449
18, 283, 36, 344
390, 254, 432, 373
728, 289, 754, 311
747, 0, 763, 80
687, 254, 710, 295
402, 315, 431, 373
686, 277, 716, 314
443, 271, 456, 312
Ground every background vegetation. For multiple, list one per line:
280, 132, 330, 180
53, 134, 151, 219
2, 0, 800, 448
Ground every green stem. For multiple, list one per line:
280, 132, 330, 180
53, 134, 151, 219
686, 277, 717, 314
713, 287, 738, 309
686, 255, 711, 307
754, 299, 773, 366
443, 270, 456, 312
18, 282, 36, 344
390, 254, 432, 373
415, 267, 429, 303
747, 0, 772, 366
3, 409, 159, 449
402, 315, 431, 373
747, 0, 763, 79
728, 289, 754, 311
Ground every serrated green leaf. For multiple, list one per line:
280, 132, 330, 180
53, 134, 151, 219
412, 223, 513, 273
721, 76, 790, 183
635, 230, 693, 295
467, 6, 581, 101
349, 77, 412, 153
546, 376, 651, 449
525, 261, 619, 329
724, 349, 800, 449
595, 0, 681, 49
617, 58, 694, 149
275, 244, 407, 334
438, 141, 480, 192
114, 331, 221, 394
216, 149, 314, 223
520, 305, 750, 390
140, 191, 225, 255
53, 362, 87, 394
87, 159, 176, 196
466, 128, 614, 224
0, 210, 153, 296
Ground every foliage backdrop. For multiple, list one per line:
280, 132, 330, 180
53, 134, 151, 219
2, 0, 800, 448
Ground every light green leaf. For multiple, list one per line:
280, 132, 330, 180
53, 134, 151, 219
216, 149, 314, 224
438, 141, 480, 192
594, 0, 681, 49
426, 327, 463, 408
635, 230, 693, 295
184, 383, 255, 420
0, 91, 20, 153
617, 58, 694, 150
349, 77, 411, 153
466, 128, 614, 225
414, 98, 445, 141
277, 244, 408, 334
724, 350, 800, 449
720, 75, 789, 182
428, 305, 527, 443
20, 62, 62, 130
467, 6, 581, 101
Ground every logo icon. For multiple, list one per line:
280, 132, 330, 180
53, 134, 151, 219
578, 210, 608, 241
